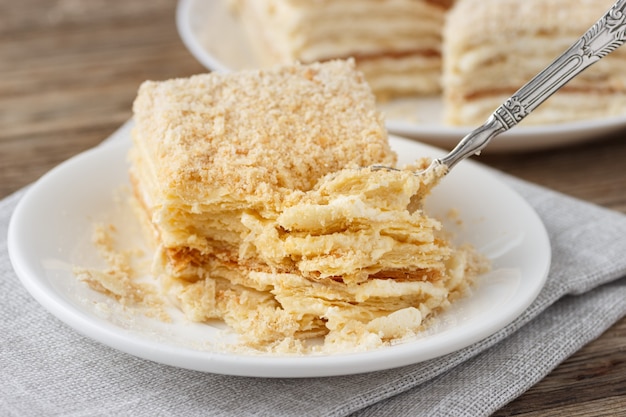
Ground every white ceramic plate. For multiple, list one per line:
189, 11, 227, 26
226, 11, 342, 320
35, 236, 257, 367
8, 123, 550, 377
176, 0, 626, 152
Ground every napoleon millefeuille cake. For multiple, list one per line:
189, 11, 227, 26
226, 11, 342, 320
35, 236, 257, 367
442, 0, 626, 126
88, 60, 487, 353
228, 0, 453, 99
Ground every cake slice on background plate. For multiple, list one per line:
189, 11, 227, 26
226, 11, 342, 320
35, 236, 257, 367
442, 0, 626, 126
229, 0, 454, 99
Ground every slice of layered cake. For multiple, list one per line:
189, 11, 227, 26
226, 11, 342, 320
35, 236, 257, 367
442, 0, 626, 126
129, 60, 486, 352
229, 0, 454, 99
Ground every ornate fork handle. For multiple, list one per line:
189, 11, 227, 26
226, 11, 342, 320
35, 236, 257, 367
438, 0, 626, 170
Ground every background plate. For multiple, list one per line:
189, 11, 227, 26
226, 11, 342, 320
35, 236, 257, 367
176, 0, 626, 152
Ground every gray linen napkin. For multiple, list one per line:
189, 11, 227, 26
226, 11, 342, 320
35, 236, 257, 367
1, 142, 625, 416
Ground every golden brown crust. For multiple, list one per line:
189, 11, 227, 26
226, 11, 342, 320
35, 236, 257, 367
131, 60, 395, 206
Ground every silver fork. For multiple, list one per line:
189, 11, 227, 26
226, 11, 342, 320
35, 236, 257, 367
390, 0, 626, 178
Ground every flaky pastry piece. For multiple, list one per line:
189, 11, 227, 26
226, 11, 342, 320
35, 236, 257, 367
443, 0, 626, 126
127, 60, 487, 353
146, 163, 485, 352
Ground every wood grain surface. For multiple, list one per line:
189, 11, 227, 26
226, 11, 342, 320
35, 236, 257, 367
1, 1, 624, 415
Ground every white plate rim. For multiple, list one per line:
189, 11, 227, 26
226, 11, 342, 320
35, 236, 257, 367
8, 129, 551, 378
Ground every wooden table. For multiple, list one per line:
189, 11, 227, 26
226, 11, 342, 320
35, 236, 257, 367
1, 1, 624, 415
